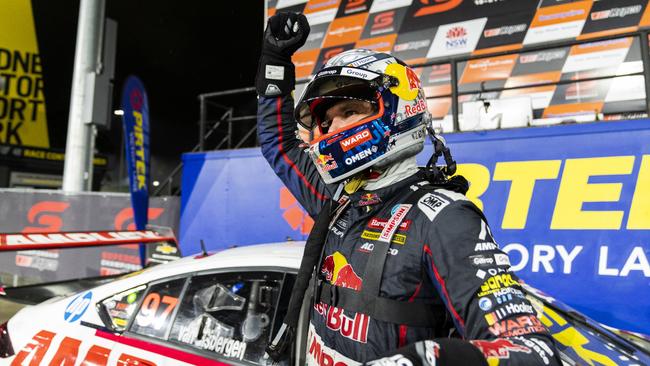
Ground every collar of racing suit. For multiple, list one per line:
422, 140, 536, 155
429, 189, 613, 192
364, 156, 419, 191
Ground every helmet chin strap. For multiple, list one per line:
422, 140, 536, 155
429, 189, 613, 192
425, 125, 457, 182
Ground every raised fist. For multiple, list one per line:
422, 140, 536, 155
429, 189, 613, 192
256, 12, 310, 97
264, 12, 310, 57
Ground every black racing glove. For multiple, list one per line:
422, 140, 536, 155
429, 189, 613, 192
256, 12, 310, 97
364, 339, 488, 366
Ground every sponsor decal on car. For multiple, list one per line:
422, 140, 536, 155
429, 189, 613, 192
64, 291, 92, 323
0, 230, 166, 246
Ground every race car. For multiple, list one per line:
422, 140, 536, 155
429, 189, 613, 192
1, 241, 649, 366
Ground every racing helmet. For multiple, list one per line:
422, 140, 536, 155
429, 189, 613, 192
295, 49, 430, 184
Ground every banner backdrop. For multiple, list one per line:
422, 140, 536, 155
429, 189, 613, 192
121, 76, 150, 232
0, 190, 179, 285
121, 76, 150, 265
181, 119, 650, 335
0, 0, 50, 147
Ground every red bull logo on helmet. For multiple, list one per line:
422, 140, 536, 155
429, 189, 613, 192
316, 153, 338, 172
321, 251, 363, 291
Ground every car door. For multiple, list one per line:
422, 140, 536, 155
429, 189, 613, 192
101, 276, 188, 366
164, 270, 293, 366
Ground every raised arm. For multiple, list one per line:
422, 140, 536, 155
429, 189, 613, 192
255, 13, 332, 216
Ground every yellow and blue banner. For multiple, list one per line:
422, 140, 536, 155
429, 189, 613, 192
180, 119, 650, 335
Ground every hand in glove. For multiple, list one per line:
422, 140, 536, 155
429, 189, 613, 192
256, 12, 310, 97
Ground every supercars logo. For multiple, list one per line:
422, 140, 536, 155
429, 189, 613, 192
344, 0, 369, 14
414, 0, 463, 17
22, 201, 70, 233
371, 11, 394, 35
321, 251, 363, 290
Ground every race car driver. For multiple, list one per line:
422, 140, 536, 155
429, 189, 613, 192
255, 12, 561, 366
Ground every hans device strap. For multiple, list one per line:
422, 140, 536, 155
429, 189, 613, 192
266, 195, 350, 361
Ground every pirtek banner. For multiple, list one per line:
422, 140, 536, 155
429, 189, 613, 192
121, 76, 150, 232
0, 190, 179, 285
180, 119, 650, 335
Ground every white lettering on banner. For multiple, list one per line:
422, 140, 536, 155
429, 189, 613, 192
2, 230, 163, 246
503, 244, 583, 274
503, 244, 650, 277
598, 246, 650, 277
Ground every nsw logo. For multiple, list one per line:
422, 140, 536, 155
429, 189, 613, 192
445, 26, 468, 49
64, 291, 93, 323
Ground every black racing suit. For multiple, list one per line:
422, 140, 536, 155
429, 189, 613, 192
257, 94, 561, 366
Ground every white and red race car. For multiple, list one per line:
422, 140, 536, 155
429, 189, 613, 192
1, 240, 650, 366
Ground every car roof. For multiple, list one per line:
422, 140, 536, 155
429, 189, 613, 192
148, 240, 306, 274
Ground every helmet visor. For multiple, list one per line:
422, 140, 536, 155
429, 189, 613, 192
296, 74, 381, 131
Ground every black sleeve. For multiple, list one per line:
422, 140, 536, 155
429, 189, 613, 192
419, 189, 562, 366
257, 95, 334, 217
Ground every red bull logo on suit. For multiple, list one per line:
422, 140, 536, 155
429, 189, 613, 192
321, 251, 363, 291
